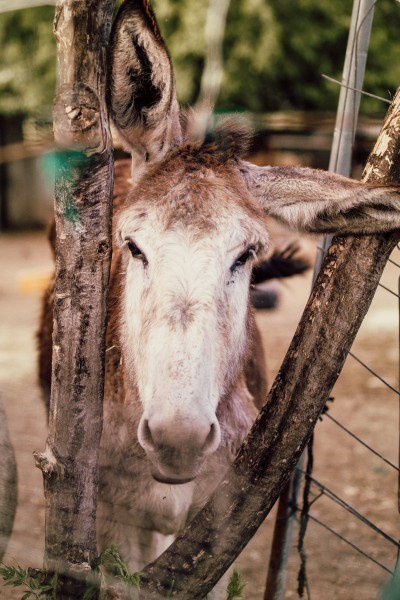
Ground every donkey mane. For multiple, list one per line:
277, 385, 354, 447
119, 116, 253, 192
180, 115, 253, 163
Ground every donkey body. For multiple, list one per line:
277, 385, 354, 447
38, 0, 400, 595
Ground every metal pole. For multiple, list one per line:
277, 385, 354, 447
329, 0, 375, 176
264, 2, 376, 598
318, 0, 376, 264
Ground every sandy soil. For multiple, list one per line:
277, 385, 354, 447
0, 231, 398, 599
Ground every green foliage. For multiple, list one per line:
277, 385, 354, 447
153, 0, 208, 104
264, 0, 399, 114
154, 0, 277, 112
79, 545, 143, 599
0, 6, 55, 116
226, 568, 246, 599
154, 0, 400, 114
0, 564, 56, 599
0, 555, 243, 599
218, 0, 278, 112
264, 0, 351, 111
361, 0, 400, 114
0, 547, 141, 599
0, 550, 244, 599
1, 2, 399, 117
99, 544, 142, 590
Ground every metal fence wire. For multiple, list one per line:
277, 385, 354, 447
1, 1, 399, 599
264, 1, 400, 597
260, 239, 400, 600
292, 245, 400, 599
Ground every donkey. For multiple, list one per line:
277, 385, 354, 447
38, 0, 400, 595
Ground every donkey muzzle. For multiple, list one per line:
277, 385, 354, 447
138, 413, 221, 482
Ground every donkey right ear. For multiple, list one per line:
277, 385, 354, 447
108, 0, 182, 175
240, 162, 400, 235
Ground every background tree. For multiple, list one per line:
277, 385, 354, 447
119, 0, 400, 113
265, 0, 400, 113
153, 0, 278, 112
0, 5, 55, 115
1, 0, 399, 118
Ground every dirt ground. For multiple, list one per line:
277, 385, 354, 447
0, 230, 398, 599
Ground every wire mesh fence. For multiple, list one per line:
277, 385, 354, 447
262, 1, 400, 596
1, 1, 400, 598
286, 244, 400, 599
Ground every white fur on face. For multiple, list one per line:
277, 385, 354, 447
116, 189, 268, 477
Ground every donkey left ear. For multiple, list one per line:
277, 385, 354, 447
240, 162, 400, 235
108, 0, 182, 176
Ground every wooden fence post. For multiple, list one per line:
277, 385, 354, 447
34, 1, 114, 597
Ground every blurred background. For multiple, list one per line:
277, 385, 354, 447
0, 1, 399, 599
1, 0, 400, 230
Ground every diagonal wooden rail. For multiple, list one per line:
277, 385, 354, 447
136, 89, 400, 598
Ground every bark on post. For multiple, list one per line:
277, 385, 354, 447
33, 1, 114, 597
136, 92, 400, 598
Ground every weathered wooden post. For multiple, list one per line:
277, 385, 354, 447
137, 89, 400, 598
34, 1, 114, 596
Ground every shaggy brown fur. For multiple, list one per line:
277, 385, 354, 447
37, 159, 268, 412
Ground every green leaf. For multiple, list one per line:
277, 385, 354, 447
99, 545, 142, 591
0, 563, 54, 598
226, 568, 245, 600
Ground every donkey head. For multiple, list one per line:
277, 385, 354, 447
109, 0, 400, 484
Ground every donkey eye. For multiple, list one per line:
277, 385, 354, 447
125, 239, 147, 265
231, 246, 256, 273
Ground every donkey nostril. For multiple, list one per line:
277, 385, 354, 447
138, 418, 157, 452
202, 420, 221, 455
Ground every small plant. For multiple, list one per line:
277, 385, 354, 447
0, 552, 242, 598
226, 568, 246, 600
0, 546, 141, 600
83, 545, 142, 599
99, 544, 142, 590
0, 564, 56, 599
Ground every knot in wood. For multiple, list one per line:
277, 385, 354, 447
65, 104, 97, 131
54, 83, 103, 153
33, 446, 63, 481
